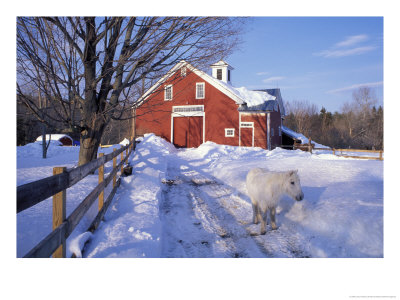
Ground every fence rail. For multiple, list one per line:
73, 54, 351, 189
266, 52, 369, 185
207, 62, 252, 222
17, 140, 136, 258
332, 148, 383, 160
280, 144, 383, 160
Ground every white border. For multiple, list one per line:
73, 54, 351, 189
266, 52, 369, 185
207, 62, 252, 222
164, 84, 173, 101
195, 82, 205, 99
225, 128, 235, 137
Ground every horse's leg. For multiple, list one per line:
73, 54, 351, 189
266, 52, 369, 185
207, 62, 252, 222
270, 207, 278, 230
260, 209, 268, 235
257, 203, 263, 225
252, 200, 260, 224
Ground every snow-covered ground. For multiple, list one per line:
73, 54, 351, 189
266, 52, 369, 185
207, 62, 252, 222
17, 141, 125, 257
17, 134, 383, 258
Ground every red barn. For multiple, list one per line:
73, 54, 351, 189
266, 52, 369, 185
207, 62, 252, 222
135, 60, 286, 149
35, 134, 73, 146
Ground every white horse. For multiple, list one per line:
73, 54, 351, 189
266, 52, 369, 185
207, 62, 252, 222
246, 168, 304, 235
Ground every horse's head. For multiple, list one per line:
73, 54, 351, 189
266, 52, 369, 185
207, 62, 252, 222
284, 170, 304, 201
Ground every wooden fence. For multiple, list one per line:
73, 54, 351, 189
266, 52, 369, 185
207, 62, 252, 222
99, 144, 114, 148
280, 143, 383, 160
330, 148, 383, 160
17, 140, 136, 258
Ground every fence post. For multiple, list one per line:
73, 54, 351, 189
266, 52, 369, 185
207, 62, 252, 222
113, 148, 117, 188
333, 148, 336, 156
379, 150, 383, 161
98, 153, 104, 211
52, 167, 66, 258
120, 145, 124, 174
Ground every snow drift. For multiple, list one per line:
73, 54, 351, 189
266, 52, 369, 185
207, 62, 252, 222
17, 134, 383, 258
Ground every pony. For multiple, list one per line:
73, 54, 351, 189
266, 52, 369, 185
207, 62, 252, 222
246, 168, 304, 235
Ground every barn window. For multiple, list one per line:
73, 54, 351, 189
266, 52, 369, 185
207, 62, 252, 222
240, 122, 254, 128
279, 126, 282, 136
181, 67, 186, 77
228, 69, 231, 82
271, 128, 274, 137
217, 69, 222, 80
173, 105, 204, 113
225, 128, 235, 137
164, 85, 173, 101
196, 82, 205, 99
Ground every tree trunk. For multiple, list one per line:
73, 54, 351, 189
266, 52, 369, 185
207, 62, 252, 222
78, 126, 105, 166
78, 17, 103, 166
42, 122, 47, 159
78, 113, 107, 166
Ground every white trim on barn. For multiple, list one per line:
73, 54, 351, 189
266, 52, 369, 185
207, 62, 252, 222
195, 82, 205, 99
172, 105, 204, 117
267, 112, 271, 150
181, 66, 187, 77
240, 122, 254, 128
210, 60, 234, 84
238, 117, 255, 147
239, 112, 242, 147
164, 84, 173, 101
225, 128, 235, 137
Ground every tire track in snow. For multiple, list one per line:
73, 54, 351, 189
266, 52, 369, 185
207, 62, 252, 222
199, 176, 310, 258
160, 161, 265, 258
160, 156, 310, 258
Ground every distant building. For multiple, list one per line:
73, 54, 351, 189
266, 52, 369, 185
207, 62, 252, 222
135, 60, 286, 149
36, 134, 73, 146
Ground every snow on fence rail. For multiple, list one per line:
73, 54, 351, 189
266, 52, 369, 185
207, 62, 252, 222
331, 148, 383, 160
16, 140, 136, 258
280, 143, 383, 160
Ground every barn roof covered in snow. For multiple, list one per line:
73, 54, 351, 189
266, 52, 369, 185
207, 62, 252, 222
281, 126, 328, 148
238, 99, 280, 112
137, 60, 286, 117
35, 134, 73, 142
252, 88, 286, 116
281, 126, 303, 142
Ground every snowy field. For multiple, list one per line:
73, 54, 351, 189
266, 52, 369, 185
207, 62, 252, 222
17, 134, 383, 258
17, 141, 123, 257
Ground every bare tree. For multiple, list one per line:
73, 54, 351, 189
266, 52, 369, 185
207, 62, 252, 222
341, 87, 379, 148
341, 101, 357, 139
284, 100, 318, 137
17, 17, 245, 165
282, 87, 382, 150
352, 87, 377, 121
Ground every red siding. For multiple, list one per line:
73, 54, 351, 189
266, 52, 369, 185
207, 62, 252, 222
59, 137, 72, 146
203, 82, 239, 146
173, 116, 203, 148
240, 127, 253, 147
136, 68, 239, 146
136, 66, 282, 150
240, 111, 282, 149
241, 113, 267, 148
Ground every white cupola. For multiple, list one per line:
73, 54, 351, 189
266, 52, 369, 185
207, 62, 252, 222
210, 60, 234, 84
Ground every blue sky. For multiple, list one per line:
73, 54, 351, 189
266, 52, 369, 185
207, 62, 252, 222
225, 17, 383, 113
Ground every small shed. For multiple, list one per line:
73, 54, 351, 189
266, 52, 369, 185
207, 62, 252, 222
35, 134, 73, 146
281, 126, 302, 149
281, 126, 323, 151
